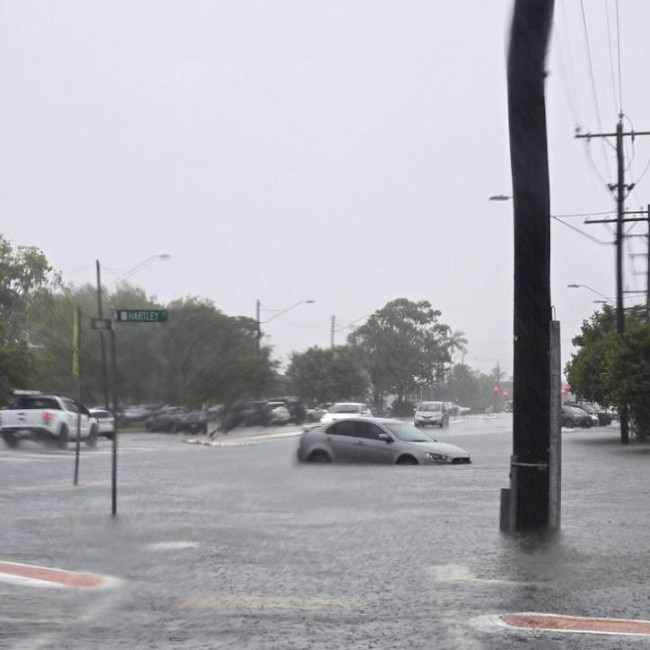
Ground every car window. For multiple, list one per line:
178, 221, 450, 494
385, 422, 435, 442
420, 402, 441, 412
10, 396, 60, 410
63, 399, 79, 413
327, 421, 357, 437
354, 421, 383, 440
330, 404, 361, 414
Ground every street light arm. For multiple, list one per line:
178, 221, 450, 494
260, 300, 316, 324
566, 284, 613, 301
111, 254, 172, 285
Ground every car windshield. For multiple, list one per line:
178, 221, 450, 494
330, 404, 362, 413
385, 422, 437, 442
419, 402, 441, 412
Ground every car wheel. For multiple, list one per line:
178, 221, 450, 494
308, 450, 331, 463
86, 425, 98, 448
565, 418, 574, 428
396, 455, 418, 465
3, 434, 18, 449
584, 420, 592, 429
57, 426, 69, 450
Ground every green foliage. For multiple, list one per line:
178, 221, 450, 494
0, 239, 60, 399
347, 298, 451, 403
566, 305, 650, 438
1, 245, 478, 414
286, 345, 368, 403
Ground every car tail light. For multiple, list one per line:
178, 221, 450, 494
42, 411, 53, 424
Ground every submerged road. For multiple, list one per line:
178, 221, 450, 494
1, 415, 650, 649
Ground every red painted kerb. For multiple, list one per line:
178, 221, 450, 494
0, 561, 104, 588
503, 612, 650, 635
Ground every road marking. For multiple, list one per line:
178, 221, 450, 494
183, 431, 302, 447
178, 595, 363, 610
502, 612, 650, 637
428, 563, 528, 586
146, 541, 200, 550
0, 561, 118, 589
12, 481, 106, 493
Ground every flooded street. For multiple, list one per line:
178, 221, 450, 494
2, 416, 650, 648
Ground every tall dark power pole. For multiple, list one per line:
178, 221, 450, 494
577, 121, 650, 444
503, 0, 555, 531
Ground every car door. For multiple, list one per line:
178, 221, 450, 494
347, 421, 396, 464
63, 398, 91, 438
324, 420, 361, 462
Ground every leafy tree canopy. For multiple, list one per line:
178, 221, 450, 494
347, 298, 451, 401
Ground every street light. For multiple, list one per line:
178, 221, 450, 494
489, 194, 512, 201
255, 299, 316, 353
109, 254, 172, 286
96, 254, 172, 408
566, 283, 613, 302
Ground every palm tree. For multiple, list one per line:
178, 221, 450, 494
447, 330, 468, 364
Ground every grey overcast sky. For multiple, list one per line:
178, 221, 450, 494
2, 1, 650, 377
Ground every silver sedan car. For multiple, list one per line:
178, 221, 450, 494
296, 417, 471, 465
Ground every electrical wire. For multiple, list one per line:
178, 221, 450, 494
605, 0, 619, 113
579, 0, 612, 179
551, 215, 611, 244
616, 0, 624, 114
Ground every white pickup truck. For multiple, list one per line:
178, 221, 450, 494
0, 391, 98, 449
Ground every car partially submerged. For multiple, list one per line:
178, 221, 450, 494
296, 417, 471, 465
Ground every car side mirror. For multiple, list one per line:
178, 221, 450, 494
378, 433, 392, 443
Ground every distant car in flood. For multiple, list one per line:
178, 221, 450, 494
413, 401, 449, 428
89, 408, 115, 440
561, 405, 593, 429
319, 402, 373, 424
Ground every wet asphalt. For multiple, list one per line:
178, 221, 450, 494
1, 415, 650, 649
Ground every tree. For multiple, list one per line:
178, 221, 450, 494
445, 363, 480, 410
159, 297, 276, 406
566, 304, 650, 438
347, 298, 451, 405
445, 330, 468, 364
286, 345, 368, 403
0, 239, 60, 398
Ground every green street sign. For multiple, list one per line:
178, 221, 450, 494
90, 318, 113, 331
114, 309, 169, 323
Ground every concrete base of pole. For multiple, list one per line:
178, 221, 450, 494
499, 488, 511, 532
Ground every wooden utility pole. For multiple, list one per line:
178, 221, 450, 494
577, 123, 650, 444
502, 0, 555, 531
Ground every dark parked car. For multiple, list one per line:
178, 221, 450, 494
174, 410, 208, 434
561, 405, 593, 429
565, 401, 612, 426
145, 406, 188, 432
296, 417, 471, 465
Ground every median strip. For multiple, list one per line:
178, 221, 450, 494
502, 612, 650, 636
0, 561, 111, 589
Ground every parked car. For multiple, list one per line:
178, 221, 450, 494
561, 405, 593, 429
414, 401, 449, 428
307, 403, 331, 423
320, 402, 373, 424
296, 417, 471, 465
119, 404, 161, 426
264, 401, 291, 425
174, 410, 208, 434
89, 408, 115, 439
145, 406, 188, 432
565, 401, 611, 426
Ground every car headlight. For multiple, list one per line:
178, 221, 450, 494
423, 452, 448, 462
